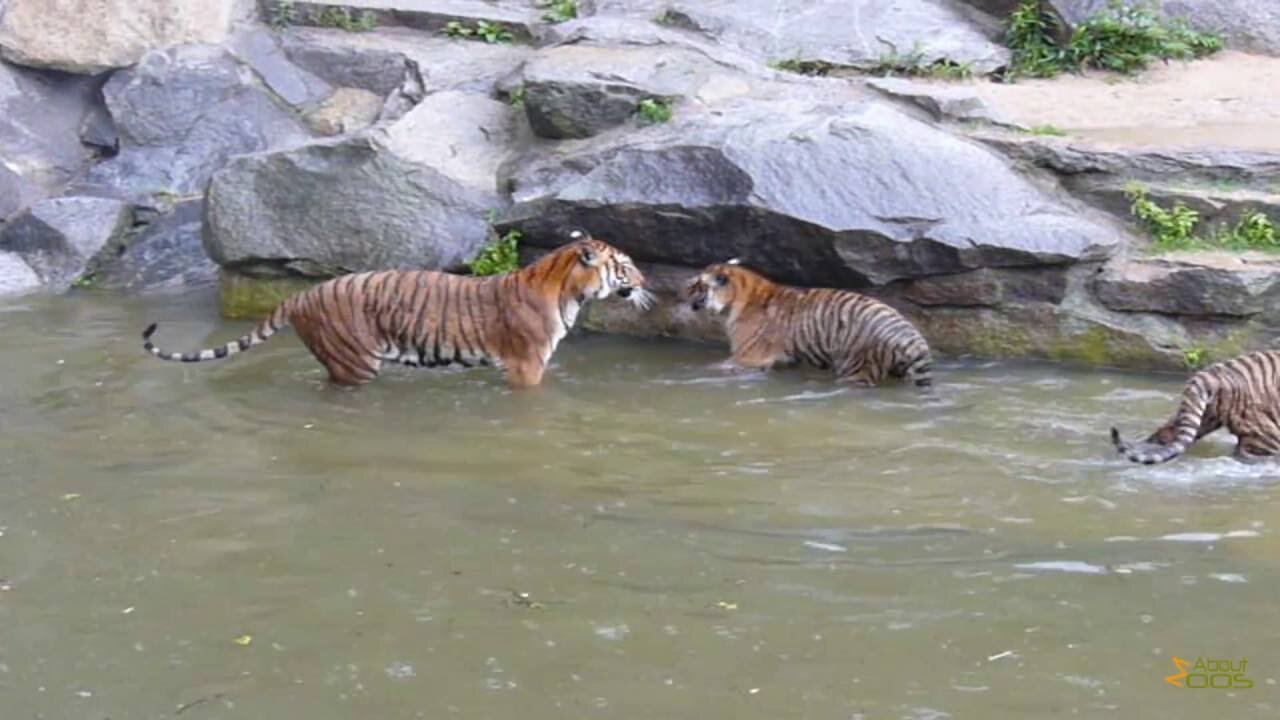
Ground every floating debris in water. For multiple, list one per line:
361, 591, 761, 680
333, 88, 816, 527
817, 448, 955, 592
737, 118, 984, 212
233, 634, 252, 646
802, 540, 847, 553
593, 623, 630, 641
1014, 561, 1108, 575
61, 493, 81, 501
987, 650, 1016, 662
385, 662, 415, 680
1210, 573, 1247, 583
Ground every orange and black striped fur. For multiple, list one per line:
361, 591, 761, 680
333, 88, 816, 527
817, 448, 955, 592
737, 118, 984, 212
1111, 350, 1280, 464
142, 231, 652, 388
685, 260, 934, 388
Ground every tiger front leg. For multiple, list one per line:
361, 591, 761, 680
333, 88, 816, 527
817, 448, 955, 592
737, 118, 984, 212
501, 358, 546, 389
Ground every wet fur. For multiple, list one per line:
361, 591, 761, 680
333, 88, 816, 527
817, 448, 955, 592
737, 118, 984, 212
685, 261, 934, 388
1111, 350, 1280, 464
142, 234, 651, 388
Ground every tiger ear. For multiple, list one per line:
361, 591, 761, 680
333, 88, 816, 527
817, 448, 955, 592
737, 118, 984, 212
569, 229, 589, 242
726, 257, 742, 266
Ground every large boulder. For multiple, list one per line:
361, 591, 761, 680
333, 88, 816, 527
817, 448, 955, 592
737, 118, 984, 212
1092, 257, 1280, 318
499, 99, 1124, 287
0, 196, 131, 290
0, 250, 40, 297
0, 61, 99, 209
87, 199, 217, 292
0, 0, 236, 74
205, 90, 516, 277
663, 0, 1009, 73
80, 45, 311, 203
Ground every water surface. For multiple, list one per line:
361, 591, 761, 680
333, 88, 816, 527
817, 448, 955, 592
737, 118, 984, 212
1, 291, 1277, 718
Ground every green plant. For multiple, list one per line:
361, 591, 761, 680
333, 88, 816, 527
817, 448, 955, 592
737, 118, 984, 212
923, 61, 974, 80
768, 58, 837, 76
1004, 0, 1222, 80
71, 272, 96, 290
1126, 184, 1280, 253
269, 0, 296, 31
1182, 346, 1208, 370
870, 40, 927, 77
442, 20, 514, 44
508, 85, 525, 109
468, 229, 521, 276
1027, 123, 1067, 136
1126, 184, 1201, 250
540, 0, 578, 24
636, 97, 672, 124
1005, 0, 1066, 78
316, 6, 377, 32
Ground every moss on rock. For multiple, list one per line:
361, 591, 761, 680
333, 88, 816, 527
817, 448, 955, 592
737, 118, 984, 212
218, 270, 319, 319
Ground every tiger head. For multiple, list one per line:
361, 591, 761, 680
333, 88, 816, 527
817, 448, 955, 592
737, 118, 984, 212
564, 230, 654, 310
685, 258, 760, 314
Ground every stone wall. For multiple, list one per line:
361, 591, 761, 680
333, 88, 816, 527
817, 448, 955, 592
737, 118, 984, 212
2, 0, 1280, 371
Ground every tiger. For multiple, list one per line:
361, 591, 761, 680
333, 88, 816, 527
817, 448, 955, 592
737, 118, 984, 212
684, 259, 934, 388
142, 230, 653, 388
1111, 350, 1280, 464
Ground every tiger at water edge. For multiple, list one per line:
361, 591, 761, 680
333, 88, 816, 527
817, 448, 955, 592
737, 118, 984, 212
684, 259, 934, 388
142, 230, 653, 388
1111, 350, 1280, 464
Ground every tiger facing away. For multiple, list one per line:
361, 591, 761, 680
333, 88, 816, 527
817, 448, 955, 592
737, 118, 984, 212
684, 259, 934, 388
142, 230, 653, 388
1111, 350, 1280, 464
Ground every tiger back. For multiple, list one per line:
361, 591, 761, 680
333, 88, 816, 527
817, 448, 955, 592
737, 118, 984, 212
686, 259, 934, 388
1111, 349, 1280, 464
142, 230, 652, 388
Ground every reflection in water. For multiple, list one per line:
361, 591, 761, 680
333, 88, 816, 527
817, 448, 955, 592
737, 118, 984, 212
0, 291, 1278, 719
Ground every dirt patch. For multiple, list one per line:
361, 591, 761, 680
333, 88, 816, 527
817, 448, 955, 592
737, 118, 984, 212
967, 51, 1280, 150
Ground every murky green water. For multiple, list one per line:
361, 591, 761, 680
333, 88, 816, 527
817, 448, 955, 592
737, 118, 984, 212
1, 291, 1278, 719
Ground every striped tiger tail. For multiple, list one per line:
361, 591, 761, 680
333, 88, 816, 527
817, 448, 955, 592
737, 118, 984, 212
142, 300, 292, 363
1110, 375, 1215, 464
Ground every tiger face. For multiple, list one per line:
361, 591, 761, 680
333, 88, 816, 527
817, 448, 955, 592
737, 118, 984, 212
570, 231, 653, 310
686, 259, 750, 314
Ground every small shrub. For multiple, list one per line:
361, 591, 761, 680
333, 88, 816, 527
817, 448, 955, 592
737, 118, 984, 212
1182, 346, 1208, 370
443, 20, 514, 44
636, 98, 672, 124
870, 41, 927, 77
1126, 185, 1201, 251
768, 58, 837, 76
540, 0, 578, 24
508, 85, 525, 109
316, 7, 377, 32
269, 1, 296, 31
71, 272, 96, 290
1004, 0, 1222, 80
1027, 123, 1067, 136
468, 230, 521, 276
1126, 184, 1280, 253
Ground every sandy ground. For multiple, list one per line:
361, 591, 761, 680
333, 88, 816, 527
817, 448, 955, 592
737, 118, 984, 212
966, 51, 1280, 150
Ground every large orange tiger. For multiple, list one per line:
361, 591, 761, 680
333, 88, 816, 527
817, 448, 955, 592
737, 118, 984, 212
142, 230, 652, 388
685, 259, 934, 388
1111, 350, 1280, 464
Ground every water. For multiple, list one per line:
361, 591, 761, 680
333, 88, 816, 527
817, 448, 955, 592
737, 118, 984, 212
2, 291, 1278, 718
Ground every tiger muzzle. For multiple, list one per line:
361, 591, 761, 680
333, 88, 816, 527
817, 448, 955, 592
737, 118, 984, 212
617, 287, 633, 299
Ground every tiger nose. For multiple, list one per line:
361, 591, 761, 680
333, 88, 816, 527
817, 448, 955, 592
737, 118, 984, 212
617, 287, 633, 298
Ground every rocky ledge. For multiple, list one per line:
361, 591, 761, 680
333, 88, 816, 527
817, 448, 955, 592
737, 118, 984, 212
2, 0, 1280, 372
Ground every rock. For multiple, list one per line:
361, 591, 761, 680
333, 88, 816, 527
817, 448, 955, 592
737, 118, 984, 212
500, 99, 1124, 287
867, 77, 1024, 129
0, 162, 38, 221
0, 61, 99, 199
901, 266, 1069, 307
1092, 257, 1280, 317
205, 90, 515, 277
303, 87, 384, 136
0, 250, 40, 296
663, 0, 1009, 73
278, 26, 529, 99
0, 0, 236, 74
218, 270, 321, 319
520, 45, 697, 139
0, 196, 131, 289
229, 26, 333, 110
83, 45, 311, 202
87, 199, 217, 292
